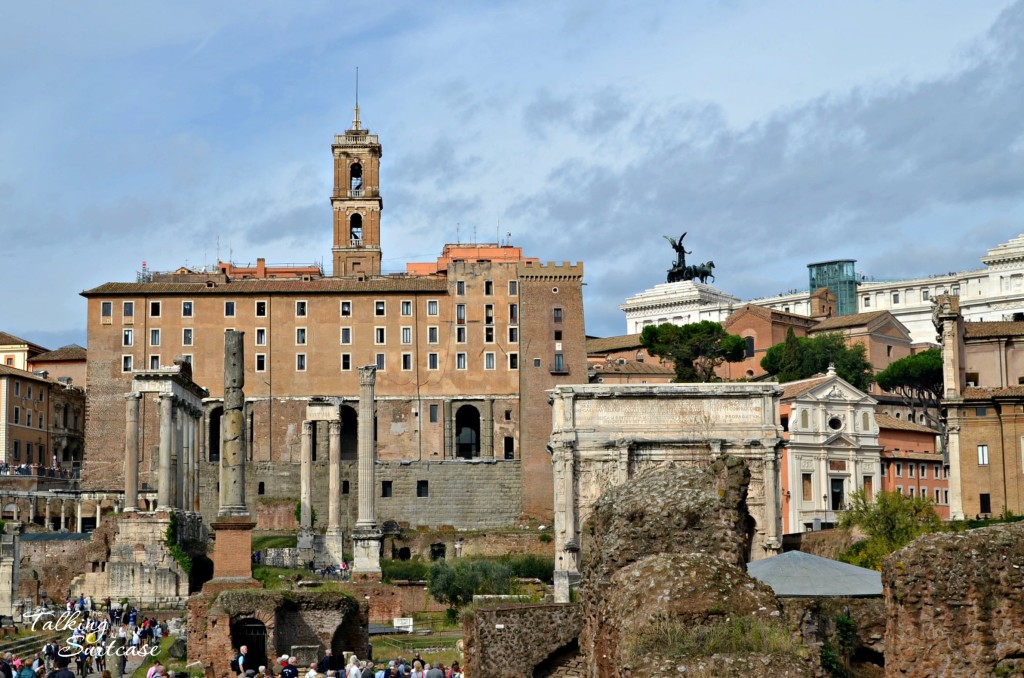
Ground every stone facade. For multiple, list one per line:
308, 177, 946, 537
883, 521, 1024, 677
81, 118, 586, 526
778, 370, 883, 533
549, 382, 784, 597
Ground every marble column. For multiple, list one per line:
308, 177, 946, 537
95, 500, 102, 529
44, 500, 51, 531
60, 499, 67, 530
28, 497, 35, 524
157, 393, 175, 510
762, 450, 781, 556
297, 420, 314, 550
181, 409, 191, 512
324, 419, 345, 564
219, 330, 248, 516
353, 366, 382, 577
75, 500, 83, 533
174, 405, 184, 510
192, 412, 201, 512
124, 393, 141, 512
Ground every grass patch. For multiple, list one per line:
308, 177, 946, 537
252, 565, 348, 591
627, 615, 799, 660
252, 534, 298, 552
131, 637, 183, 678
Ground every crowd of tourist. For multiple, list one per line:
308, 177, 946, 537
232, 650, 462, 678
0, 463, 74, 479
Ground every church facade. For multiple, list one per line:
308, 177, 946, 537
81, 111, 586, 530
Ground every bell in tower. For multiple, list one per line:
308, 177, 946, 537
331, 104, 382, 278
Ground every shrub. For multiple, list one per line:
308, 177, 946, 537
428, 559, 514, 621
381, 558, 430, 583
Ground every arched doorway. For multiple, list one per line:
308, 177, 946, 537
331, 619, 365, 664
230, 619, 267, 673
455, 405, 480, 459
340, 406, 358, 460
209, 407, 223, 461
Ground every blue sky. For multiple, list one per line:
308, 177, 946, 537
2, 1, 1022, 348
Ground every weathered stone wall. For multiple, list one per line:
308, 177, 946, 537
198, 458, 522, 531
884, 521, 1024, 677
782, 597, 886, 666
385, 529, 554, 560
463, 603, 583, 677
188, 588, 367, 673
21, 518, 117, 603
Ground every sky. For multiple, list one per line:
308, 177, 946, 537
3, 1, 1024, 348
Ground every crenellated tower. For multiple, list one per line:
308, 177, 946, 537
331, 104, 382, 277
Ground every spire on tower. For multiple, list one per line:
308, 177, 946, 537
352, 66, 362, 131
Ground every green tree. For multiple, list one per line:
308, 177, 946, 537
428, 558, 515, 622
760, 332, 874, 390
875, 349, 943, 430
640, 321, 746, 382
838, 490, 942, 570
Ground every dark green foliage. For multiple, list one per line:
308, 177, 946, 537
640, 321, 746, 382
381, 557, 431, 583
821, 614, 856, 678
838, 489, 942, 570
501, 553, 554, 582
294, 500, 316, 528
875, 349, 943, 429
427, 558, 514, 620
164, 513, 193, 576
761, 330, 874, 390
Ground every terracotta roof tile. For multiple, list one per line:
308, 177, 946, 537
875, 413, 937, 434
82, 276, 450, 296
591, 360, 674, 375
781, 376, 831, 399
962, 386, 1024, 399
964, 322, 1024, 338
0, 364, 57, 384
724, 304, 816, 328
810, 311, 891, 331
30, 345, 87, 362
586, 334, 644, 354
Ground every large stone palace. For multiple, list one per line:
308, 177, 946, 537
80, 108, 586, 530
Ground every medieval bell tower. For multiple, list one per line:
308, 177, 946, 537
331, 104, 382, 277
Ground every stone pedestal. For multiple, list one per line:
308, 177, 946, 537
209, 516, 256, 580
351, 528, 383, 579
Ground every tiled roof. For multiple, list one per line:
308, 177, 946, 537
810, 311, 891, 331
0, 331, 33, 346
881, 449, 942, 461
82, 276, 449, 296
962, 386, 1024, 399
875, 413, 936, 434
586, 334, 644, 354
591, 360, 674, 375
0, 364, 56, 384
30, 344, 87, 362
780, 376, 830, 400
964, 322, 1024, 338
724, 304, 816, 327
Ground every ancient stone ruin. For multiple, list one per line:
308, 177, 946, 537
884, 520, 1024, 677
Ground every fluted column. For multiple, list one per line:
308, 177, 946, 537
157, 393, 175, 510
124, 393, 141, 511
328, 419, 342, 533
356, 367, 377, 529
300, 420, 313, 531
192, 412, 201, 512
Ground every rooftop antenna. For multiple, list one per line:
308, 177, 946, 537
456, 222, 461, 243
352, 66, 361, 130
473, 224, 477, 244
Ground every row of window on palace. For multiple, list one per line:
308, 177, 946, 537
6, 439, 50, 463
9, 380, 45, 403
250, 478, 499, 499
862, 286, 959, 308
881, 462, 949, 479
99, 285, 532, 321
120, 350, 526, 373
117, 323, 541, 349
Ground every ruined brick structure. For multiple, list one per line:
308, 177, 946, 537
80, 109, 586, 528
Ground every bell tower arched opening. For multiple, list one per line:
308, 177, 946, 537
331, 111, 383, 277
350, 162, 363, 193
349, 213, 363, 246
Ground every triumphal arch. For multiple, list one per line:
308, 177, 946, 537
549, 382, 784, 601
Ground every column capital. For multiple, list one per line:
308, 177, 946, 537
329, 419, 342, 434
358, 365, 377, 386
302, 420, 313, 435
124, 392, 142, 401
